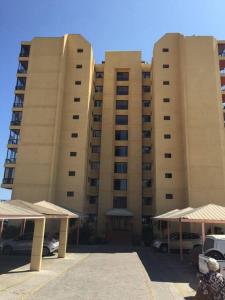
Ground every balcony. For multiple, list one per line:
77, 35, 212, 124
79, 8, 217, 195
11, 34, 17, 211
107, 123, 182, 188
13, 101, 23, 108
15, 77, 26, 90
17, 61, 28, 74
10, 120, 21, 126
19, 45, 30, 57
8, 138, 19, 145
5, 158, 16, 164
2, 178, 14, 184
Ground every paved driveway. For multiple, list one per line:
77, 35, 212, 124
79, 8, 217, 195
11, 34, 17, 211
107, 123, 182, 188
0, 246, 197, 300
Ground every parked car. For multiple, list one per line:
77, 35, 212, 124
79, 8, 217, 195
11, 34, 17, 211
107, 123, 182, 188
1, 232, 59, 256
153, 232, 202, 253
199, 235, 225, 277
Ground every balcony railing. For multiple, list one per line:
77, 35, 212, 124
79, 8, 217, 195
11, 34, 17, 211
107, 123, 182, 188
17, 68, 27, 74
221, 85, 225, 92
13, 101, 24, 108
2, 178, 14, 184
15, 85, 25, 90
8, 138, 19, 144
10, 120, 21, 126
5, 158, 16, 164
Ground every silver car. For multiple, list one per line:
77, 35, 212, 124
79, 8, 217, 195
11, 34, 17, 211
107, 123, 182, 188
1, 233, 59, 256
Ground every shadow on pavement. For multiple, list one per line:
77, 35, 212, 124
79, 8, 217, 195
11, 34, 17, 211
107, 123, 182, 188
0, 254, 30, 274
69, 245, 198, 292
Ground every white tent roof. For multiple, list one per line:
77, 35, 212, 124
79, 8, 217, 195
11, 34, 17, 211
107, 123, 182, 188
154, 204, 225, 224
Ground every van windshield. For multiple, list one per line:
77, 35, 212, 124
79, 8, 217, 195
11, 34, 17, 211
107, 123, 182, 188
204, 238, 214, 252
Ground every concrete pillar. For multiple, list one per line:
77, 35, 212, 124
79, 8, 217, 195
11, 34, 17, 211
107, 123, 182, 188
30, 218, 46, 271
20, 219, 26, 235
58, 218, 69, 258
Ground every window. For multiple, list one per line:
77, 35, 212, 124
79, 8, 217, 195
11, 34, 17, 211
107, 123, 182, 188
142, 115, 151, 123
92, 130, 101, 138
163, 81, 170, 85
8, 129, 20, 145
11, 111, 22, 126
76, 64, 82, 69
143, 72, 151, 79
90, 161, 100, 170
164, 153, 172, 158
142, 146, 151, 154
96, 72, 104, 78
163, 98, 170, 102
73, 115, 79, 119
89, 178, 99, 187
163, 64, 169, 68
17, 61, 28, 73
165, 194, 173, 199
115, 146, 128, 157
91, 145, 100, 153
16, 77, 26, 90
143, 197, 152, 205
74, 97, 80, 102
115, 130, 128, 140
95, 86, 103, 92
143, 179, 152, 188
165, 173, 172, 178
143, 86, 151, 93
143, 163, 151, 171
94, 100, 102, 107
142, 130, 151, 138
164, 116, 171, 120
114, 179, 127, 191
6, 148, 17, 164
77, 48, 83, 53
114, 162, 127, 173
68, 171, 76, 176
75, 81, 81, 85
14, 94, 24, 108
113, 196, 127, 208
71, 133, 78, 138
116, 86, 129, 95
116, 100, 128, 110
115, 115, 128, 125
20, 44, 30, 57
89, 196, 98, 204
3, 167, 15, 184
67, 191, 74, 197
164, 134, 171, 139
93, 114, 102, 122
117, 72, 129, 81
162, 48, 169, 52
70, 152, 77, 157
143, 100, 151, 107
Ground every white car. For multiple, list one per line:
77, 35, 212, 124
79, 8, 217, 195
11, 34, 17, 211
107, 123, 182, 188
153, 232, 202, 253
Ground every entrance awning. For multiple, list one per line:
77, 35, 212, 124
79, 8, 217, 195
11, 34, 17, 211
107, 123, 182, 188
106, 208, 134, 217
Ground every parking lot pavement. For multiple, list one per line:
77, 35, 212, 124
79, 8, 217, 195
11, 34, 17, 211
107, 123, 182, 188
0, 246, 198, 300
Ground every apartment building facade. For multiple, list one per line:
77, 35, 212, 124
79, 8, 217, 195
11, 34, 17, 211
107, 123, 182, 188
2, 33, 225, 241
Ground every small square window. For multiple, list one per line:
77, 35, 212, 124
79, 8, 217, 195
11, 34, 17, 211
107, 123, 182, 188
162, 48, 169, 52
76, 64, 82, 69
94, 100, 102, 107
164, 153, 172, 158
117, 72, 129, 81
96, 72, 104, 79
77, 48, 83, 53
143, 86, 151, 93
163, 98, 170, 102
93, 114, 102, 122
74, 98, 80, 102
71, 133, 78, 138
70, 152, 77, 157
95, 86, 103, 92
142, 115, 151, 123
89, 196, 97, 204
142, 163, 151, 170
165, 173, 172, 178
117, 86, 129, 95
67, 191, 74, 197
163, 81, 170, 85
115, 115, 128, 125
164, 116, 171, 120
165, 193, 173, 199
142, 130, 151, 138
143, 197, 152, 205
75, 81, 81, 85
73, 115, 79, 120
69, 171, 76, 176
116, 100, 128, 110
91, 145, 100, 153
92, 130, 101, 138
163, 64, 169, 68
143, 72, 151, 79
143, 179, 152, 188
164, 134, 171, 139
143, 100, 151, 107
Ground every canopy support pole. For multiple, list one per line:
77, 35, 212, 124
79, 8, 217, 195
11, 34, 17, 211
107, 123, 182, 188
179, 220, 183, 261
201, 222, 206, 243
30, 218, 45, 271
167, 221, 170, 253
58, 218, 69, 258
0, 220, 3, 239
20, 219, 26, 235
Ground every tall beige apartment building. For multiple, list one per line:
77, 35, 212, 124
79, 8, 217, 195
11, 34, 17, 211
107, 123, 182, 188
2, 33, 225, 241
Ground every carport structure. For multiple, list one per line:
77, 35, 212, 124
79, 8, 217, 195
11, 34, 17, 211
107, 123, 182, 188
154, 204, 225, 260
0, 200, 78, 271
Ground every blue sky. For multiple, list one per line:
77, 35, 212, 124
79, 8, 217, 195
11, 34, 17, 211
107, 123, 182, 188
0, 0, 224, 199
